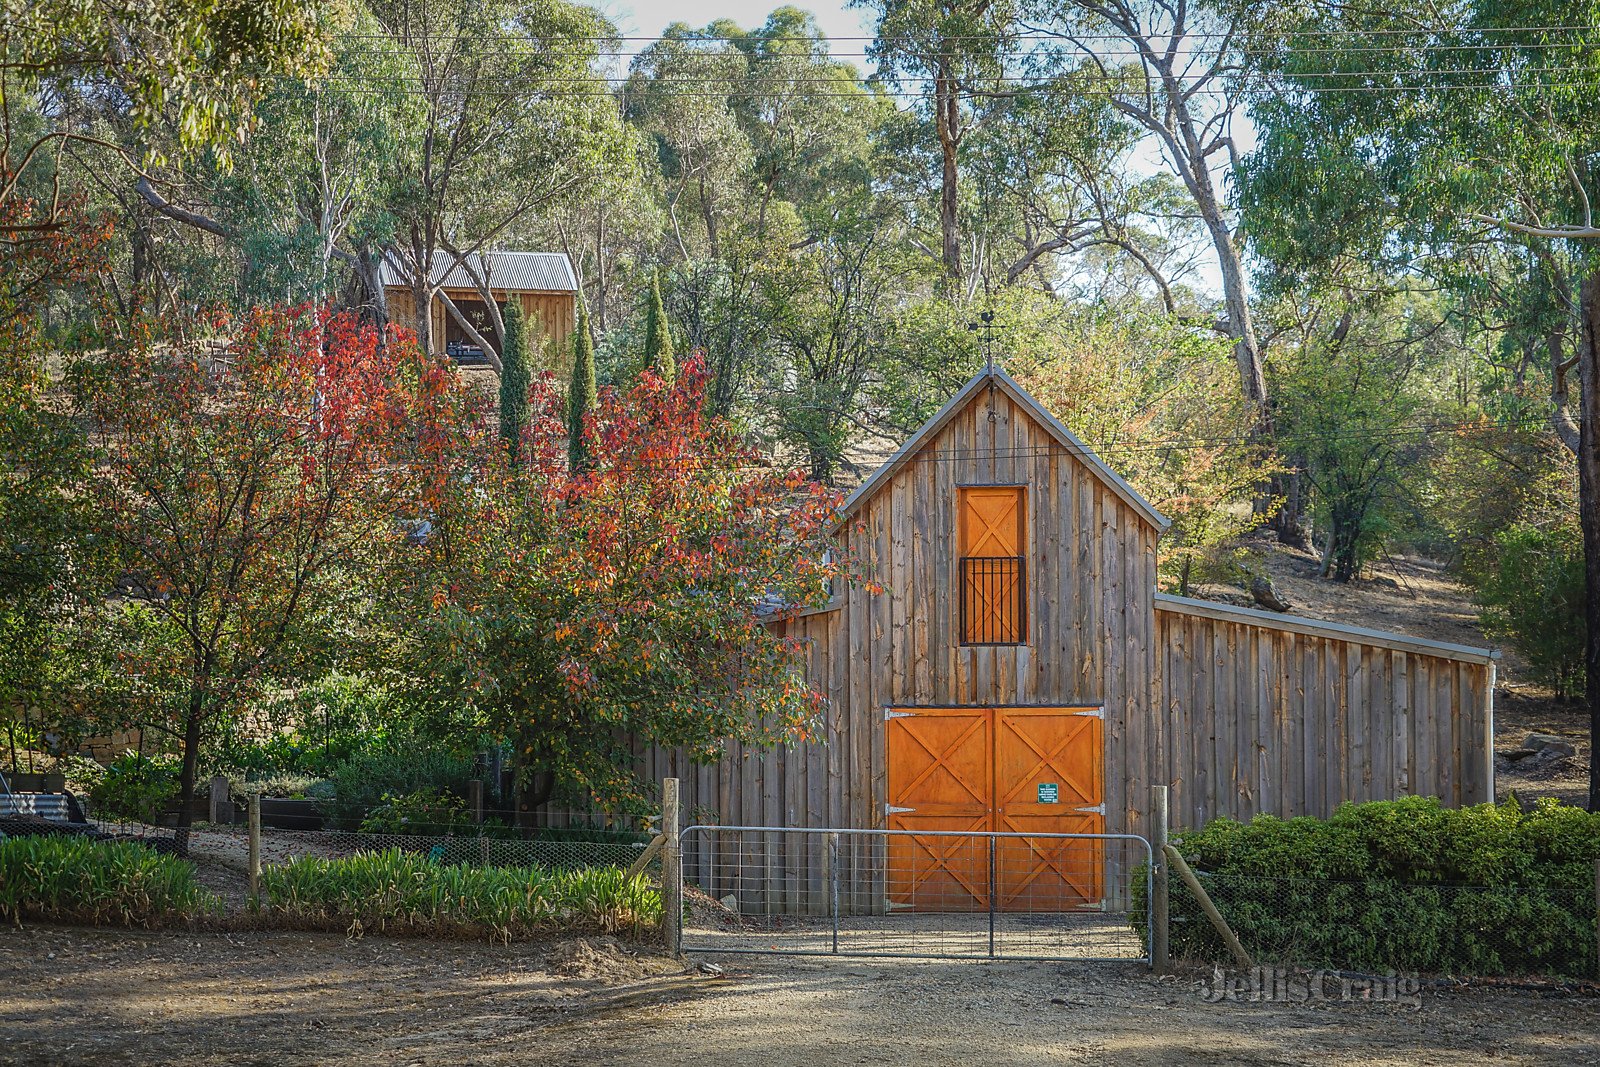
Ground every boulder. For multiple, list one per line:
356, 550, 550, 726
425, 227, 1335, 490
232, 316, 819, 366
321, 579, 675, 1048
1522, 733, 1574, 753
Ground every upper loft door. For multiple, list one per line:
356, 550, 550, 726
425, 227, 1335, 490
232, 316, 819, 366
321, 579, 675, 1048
959, 486, 1027, 645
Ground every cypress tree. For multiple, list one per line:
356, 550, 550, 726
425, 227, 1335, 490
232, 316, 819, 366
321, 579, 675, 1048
642, 270, 676, 385
498, 299, 532, 462
567, 298, 598, 473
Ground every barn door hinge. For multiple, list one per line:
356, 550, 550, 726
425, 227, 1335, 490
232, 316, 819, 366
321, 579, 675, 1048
1071, 707, 1105, 719
885, 804, 915, 816
884, 708, 915, 720
1074, 802, 1106, 816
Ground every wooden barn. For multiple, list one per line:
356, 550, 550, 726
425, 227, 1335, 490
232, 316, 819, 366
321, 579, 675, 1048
644, 364, 1498, 913
382, 251, 577, 360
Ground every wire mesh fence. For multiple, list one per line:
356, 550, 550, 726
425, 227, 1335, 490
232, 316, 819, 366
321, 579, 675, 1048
32, 798, 658, 874
679, 826, 1152, 961
1171, 871, 1600, 980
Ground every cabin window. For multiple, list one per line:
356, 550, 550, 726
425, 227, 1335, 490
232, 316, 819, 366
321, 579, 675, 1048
959, 485, 1027, 645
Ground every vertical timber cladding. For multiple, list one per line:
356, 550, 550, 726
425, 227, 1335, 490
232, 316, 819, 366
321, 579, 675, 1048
1153, 593, 1497, 829
657, 369, 1165, 915
885, 707, 1106, 911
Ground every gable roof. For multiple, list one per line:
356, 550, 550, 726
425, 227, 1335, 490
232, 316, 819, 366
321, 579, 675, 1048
380, 251, 577, 293
838, 365, 1169, 531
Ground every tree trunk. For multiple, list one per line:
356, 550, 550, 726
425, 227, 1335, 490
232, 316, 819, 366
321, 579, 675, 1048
935, 64, 963, 285
174, 691, 205, 856
1577, 272, 1600, 812
1272, 462, 1309, 548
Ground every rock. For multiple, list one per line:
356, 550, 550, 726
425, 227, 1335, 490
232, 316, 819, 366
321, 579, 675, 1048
698, 961, 725, 977
719, 893, 739, 913
1534, 742, 1576, 763
1522, 733, 1575, 754
1501, 748, 1538, 762
1250, 576, 1292, 613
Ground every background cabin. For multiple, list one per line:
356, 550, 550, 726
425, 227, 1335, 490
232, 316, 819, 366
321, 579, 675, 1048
640, 365, 1499, 914
382, 251, 577, 361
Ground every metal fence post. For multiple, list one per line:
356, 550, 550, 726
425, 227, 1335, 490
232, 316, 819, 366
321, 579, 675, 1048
1152, 785, 1170, 973
829, 832, 840, 954
987, 834, 997, 959
247, 792, 261, 906
662, 778, 682, 957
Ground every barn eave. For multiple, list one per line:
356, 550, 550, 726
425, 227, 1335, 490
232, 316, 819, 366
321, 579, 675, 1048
1154, 592, 1500, 665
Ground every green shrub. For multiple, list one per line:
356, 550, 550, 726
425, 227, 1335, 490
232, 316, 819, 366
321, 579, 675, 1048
88, 751, 179, 823
1138, 797, 1600, 977
359, 789, 473, 836
0, 836, 216, 926
1475, 522, 1586, 699
314, 749, 480, 830
258, 849, 661, 940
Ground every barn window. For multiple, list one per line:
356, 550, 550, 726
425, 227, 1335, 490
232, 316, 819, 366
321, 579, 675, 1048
959, 486, 1027, 645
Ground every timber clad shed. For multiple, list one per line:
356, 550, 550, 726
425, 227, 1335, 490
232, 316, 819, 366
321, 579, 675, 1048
382, 251, 578, 359
643, 365, 1498, 912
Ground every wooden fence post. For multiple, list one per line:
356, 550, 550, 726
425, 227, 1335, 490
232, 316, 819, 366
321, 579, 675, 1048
248, 792, 262, 906
1151, 785, 1170, 973
468, 779, 484, 825
209, 776, 232, 825
1594, 857, 1599, 980
662, 778, 682, 957
1165, 844, 1251, 968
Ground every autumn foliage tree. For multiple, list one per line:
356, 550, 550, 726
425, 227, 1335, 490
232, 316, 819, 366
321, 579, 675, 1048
398, 355, 850, 816
71, 308, 450, 832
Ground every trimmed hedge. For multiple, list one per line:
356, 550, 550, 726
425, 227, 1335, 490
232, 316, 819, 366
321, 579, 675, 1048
258, 849, 662, 940
1140, 797, 1600, 977
0, 836, 216, 927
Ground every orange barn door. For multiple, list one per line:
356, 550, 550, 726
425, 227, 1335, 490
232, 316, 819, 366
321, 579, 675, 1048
886, 706, 1105, 911
994, 708, 1104, 908
885, 709, 992, 911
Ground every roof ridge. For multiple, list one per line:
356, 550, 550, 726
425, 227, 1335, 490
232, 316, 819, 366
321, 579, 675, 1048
835, 364, 1169, 531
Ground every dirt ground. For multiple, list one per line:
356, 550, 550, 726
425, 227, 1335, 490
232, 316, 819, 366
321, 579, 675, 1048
2, 926, 1597, 1067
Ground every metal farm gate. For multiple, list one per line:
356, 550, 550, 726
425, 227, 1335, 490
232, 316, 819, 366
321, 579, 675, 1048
677, 825, 1153, 962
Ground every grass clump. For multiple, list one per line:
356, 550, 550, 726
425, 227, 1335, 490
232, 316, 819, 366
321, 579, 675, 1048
0, 836, 216, 927
258, 849, 661, 941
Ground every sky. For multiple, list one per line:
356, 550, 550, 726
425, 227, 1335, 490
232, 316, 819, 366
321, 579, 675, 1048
603, 0, 874, 65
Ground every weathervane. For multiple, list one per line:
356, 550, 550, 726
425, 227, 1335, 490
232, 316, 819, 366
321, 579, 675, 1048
966, 310, 1003, 376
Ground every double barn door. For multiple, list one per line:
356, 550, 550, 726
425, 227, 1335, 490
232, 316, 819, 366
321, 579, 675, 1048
885, 706, 1104, 911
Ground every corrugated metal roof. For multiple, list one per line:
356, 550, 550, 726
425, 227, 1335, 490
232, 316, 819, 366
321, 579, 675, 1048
380, 251, 577, 293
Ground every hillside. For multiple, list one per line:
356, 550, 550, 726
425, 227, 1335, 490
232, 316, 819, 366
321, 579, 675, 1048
1190, 538, 1589, 809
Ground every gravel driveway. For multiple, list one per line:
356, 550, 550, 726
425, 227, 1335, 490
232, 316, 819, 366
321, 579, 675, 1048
1, 926, 1596, 1066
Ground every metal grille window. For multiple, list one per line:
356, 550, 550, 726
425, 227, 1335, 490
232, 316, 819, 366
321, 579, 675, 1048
961, 556, 1026, 644
958, 486, 1027, 645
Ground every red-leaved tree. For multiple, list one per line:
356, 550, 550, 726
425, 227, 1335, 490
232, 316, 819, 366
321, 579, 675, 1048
397, 355, 854, 817
72, 308, 452, 831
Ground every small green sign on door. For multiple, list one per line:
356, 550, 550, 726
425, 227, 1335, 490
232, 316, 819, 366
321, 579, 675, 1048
1037, 782, 1059, 804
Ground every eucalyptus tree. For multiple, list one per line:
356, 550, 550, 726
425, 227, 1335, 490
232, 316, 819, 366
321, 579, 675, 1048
857, 0, 1025, 287
624, 9, 889, 420
1026, 0, 1268, 418
1239, 0, 1600, 806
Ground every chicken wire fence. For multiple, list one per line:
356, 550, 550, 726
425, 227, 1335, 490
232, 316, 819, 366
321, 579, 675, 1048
1173, 870, 1600, 980
41, 801, 656, 874
678, 826, 1153, 961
